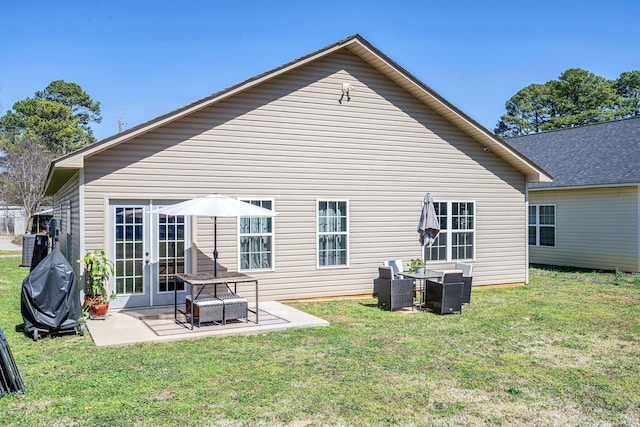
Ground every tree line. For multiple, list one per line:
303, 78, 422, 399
494, 69, 640, 137
0, 80, 101, 220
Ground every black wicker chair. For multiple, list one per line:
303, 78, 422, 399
377, 266, 414, 311
425, 270, 464, 314
383, 259, 404, 278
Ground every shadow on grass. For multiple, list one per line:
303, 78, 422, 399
530, 263, 617, 274
359, 302, 378, 309
14, 321, 84, 340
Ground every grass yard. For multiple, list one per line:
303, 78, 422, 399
0, 250, 639, 426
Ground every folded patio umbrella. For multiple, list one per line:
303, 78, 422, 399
150, 194, 277, 276
418, 193, 440, 247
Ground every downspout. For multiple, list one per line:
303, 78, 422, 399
149, 200, 154, 308
79, 169, 86, 288
525, 186, 530, 284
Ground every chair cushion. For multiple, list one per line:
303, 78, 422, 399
378, 266, 394, 280
440, 270, 464, 284
384, 259, 404, 277
454, 262, 473, 277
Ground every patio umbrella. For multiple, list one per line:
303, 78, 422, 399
150, 194, 277, 276
418, 193, 440, 247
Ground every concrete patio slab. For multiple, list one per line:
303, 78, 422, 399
85, 301, 329, 346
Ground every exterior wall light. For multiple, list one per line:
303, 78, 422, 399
340, 82, 354, 103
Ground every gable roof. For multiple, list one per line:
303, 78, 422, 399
44, 34, 551, 196
505, 117, 640, 190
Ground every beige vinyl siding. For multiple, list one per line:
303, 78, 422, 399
81, 50, 528, 301
52, 171, 81, 274
529, 186, 639, 272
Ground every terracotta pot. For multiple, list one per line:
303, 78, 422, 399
84, 296, 109, 319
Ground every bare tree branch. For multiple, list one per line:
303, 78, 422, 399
0, 134, 56, 228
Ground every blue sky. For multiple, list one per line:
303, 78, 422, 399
1, 1, 639, 141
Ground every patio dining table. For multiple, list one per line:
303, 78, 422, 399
174, 272, 258, 329
398, 270, 442, 310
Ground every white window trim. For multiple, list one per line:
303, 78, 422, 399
111, 203, 148, 297
155, 212, 189, 294
237, 198, 276, 272
529, 204, 556, 247
316, 199, 350, 269
425, 200, 476, 263
109, 200, 194, 302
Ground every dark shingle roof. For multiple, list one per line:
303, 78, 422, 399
505, 117, 640, 189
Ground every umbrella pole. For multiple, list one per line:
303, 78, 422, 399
213, 217, 218, 277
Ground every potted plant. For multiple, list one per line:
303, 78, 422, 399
82, 249, 115, 319
408, 258, 426, 275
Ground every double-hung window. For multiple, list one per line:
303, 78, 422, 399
317, 200, 348, 267
424, 201, 475, 262
528, 205, 555, 247
239, 199, 274, 271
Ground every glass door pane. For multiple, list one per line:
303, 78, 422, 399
157, 214, 186, 293
114, 207, 144, 295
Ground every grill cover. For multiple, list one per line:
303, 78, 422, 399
21, 248, 82, 334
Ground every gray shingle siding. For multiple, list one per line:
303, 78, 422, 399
505, 117, 640, 189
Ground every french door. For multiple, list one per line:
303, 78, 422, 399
110, 201, 190, 308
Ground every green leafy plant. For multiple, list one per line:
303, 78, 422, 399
408, 258, 425, 274
613, 269, 624, 286
82, 249, 115, 305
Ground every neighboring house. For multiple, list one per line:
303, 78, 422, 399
0, 205, 27, 235
506, 117, 640, 273
44, 34, 550, 309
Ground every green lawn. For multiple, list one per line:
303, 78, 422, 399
1, 251, 639, 426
